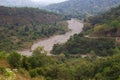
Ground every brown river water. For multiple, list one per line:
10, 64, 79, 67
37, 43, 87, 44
18, 19, 84, 56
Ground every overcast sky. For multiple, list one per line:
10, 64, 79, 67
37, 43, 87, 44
0, 0, 68, 7
31, 0, 67, 4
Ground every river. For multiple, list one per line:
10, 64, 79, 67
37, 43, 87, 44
18, 19, 84, 56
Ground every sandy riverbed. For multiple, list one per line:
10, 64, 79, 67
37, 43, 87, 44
18, 19, 84, 56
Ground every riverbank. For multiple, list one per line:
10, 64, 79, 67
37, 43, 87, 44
18, 19, 84, 56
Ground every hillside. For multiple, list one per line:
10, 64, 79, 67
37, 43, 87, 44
84, 5, 120, 37
0, 6, 68, 51
1, 2, 120, 80
51, 5, 120, 56
0, 47, 120, 80
46, 0, 120, 19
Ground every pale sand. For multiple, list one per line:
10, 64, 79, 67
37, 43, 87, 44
18, 19, 84, 56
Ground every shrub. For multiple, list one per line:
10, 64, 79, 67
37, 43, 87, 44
7, 52, 22, 68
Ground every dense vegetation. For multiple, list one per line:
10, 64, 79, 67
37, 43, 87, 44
51, 5, 120, 57
0, 47, 120, 80
0, 6, 69, 51
1, 2, 120, 80
46, 0, 120, 19
52, 34, 116, 56
84, 5, 120, 37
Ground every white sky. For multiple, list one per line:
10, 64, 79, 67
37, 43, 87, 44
0, 0, 68, 7
31, 0, 67, 4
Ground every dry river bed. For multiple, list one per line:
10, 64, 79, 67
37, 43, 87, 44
18, 19, 84, 56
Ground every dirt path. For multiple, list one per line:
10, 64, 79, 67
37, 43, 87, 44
18, 19, 84, 56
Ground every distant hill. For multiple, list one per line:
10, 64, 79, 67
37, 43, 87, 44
0, 6, 68, 51
0, 6, 62, 26
51, 5, 120, 56
84, 5, 120, 37
46, 0, 120, 19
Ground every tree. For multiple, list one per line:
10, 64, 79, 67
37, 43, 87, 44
7, 52, 21, 68
21, 56, 31, 70
32, 46, 47, 56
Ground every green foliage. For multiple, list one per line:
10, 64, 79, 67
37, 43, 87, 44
84, 5, 120, 36
21, 56, 31, 70
0, 67, 6, 74
51, 43, 65, 54
0, 50, 120, 80
29, 69, 38, 77
0, 51, 7, 59
0, 67, 16, 80
52, 34, 115, 56
7, 52, 22, 68
0, 6, 68, 51
95, 54, 120, 80
33, 47, 47, 56
21, 53, 56, 70
75, 63, 96, 80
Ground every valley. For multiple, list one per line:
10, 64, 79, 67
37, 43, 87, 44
19, 19, 83, 56
0, 0, 120, 80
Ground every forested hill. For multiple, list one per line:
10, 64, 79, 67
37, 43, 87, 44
0, 6, 68, 51
0, 6, 62, 25
84, 5, 120, 37
46, 0, 120, 19
52, 5, 120, 56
